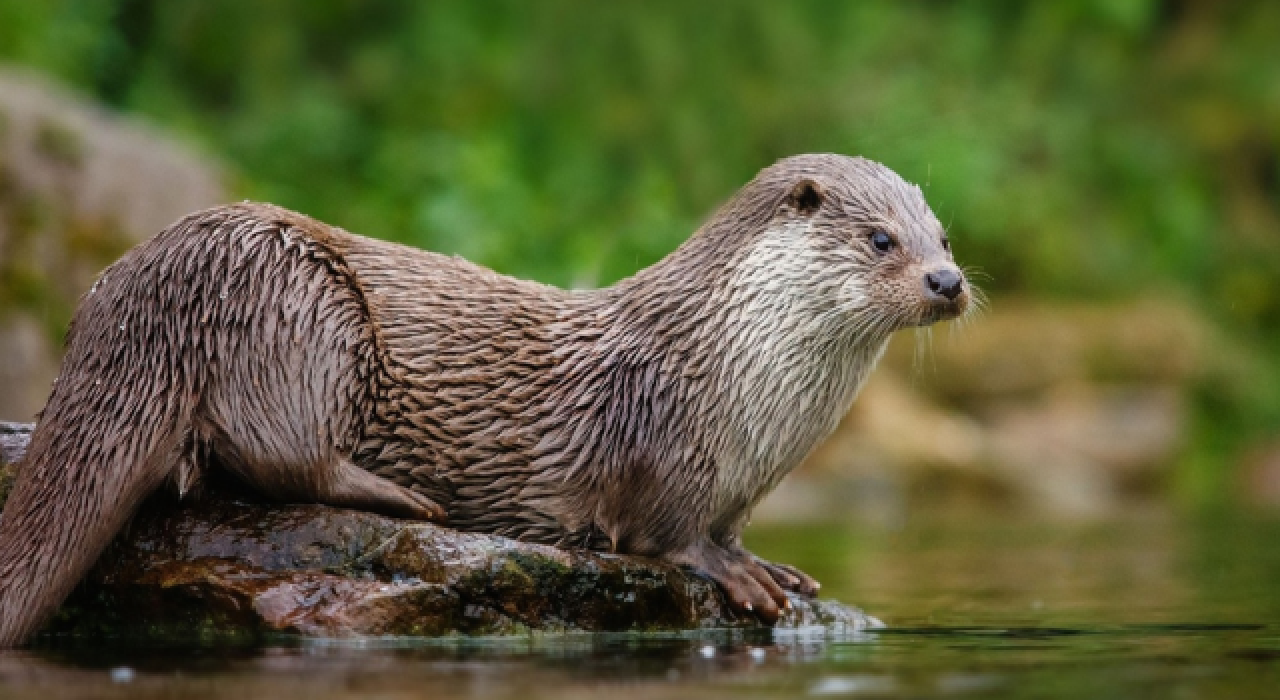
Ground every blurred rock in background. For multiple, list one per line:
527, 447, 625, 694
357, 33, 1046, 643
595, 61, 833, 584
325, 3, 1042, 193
758, 299, 1237, 522
0, 68, 226, 421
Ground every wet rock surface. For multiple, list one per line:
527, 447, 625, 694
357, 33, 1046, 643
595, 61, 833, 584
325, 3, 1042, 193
0, 427, 877, 641
0, 421, 30, 504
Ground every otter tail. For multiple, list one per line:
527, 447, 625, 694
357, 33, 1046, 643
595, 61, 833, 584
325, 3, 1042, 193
0, 364, 190, 646
0, 202, 387, 646
0, 234, 203, 646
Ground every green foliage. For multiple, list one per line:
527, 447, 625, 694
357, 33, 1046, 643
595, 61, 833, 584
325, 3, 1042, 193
0, 1, 1274, 304
1, 1, 1278, 445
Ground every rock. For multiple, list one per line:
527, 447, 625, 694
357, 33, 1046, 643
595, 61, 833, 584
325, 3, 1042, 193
0, 426, 878, 641
883, 298, 1214, 401
0, 421, 30, 465
816, 373, 987, 475
759, 298, 1223, 521
982, 384, 1186, 510
773, 370, 1186, 520
0, 421, 31, 504
0, 68, 226, 257
0, 68, 228, 421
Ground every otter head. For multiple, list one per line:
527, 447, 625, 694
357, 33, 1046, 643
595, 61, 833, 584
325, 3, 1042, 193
736, 154, 970, 338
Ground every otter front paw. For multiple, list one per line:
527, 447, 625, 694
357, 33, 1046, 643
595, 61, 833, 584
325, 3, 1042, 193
669, 540, 791, 624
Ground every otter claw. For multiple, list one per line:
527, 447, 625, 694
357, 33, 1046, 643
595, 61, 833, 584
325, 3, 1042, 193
752, 557, 821, 597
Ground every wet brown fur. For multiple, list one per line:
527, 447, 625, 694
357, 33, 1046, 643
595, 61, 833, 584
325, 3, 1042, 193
0, 154, 968, 645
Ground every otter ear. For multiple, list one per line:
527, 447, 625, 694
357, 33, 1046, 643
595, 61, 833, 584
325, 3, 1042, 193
787, 179, 824, 217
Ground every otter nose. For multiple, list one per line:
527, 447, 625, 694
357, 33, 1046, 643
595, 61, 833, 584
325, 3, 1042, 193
925, 268, 964, 301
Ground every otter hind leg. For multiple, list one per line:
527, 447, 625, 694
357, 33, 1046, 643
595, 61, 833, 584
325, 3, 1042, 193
315, 458, 446, 522
669, 540, 791, 624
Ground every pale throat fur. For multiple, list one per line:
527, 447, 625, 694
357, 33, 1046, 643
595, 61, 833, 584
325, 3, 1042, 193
708, 221, 891, 535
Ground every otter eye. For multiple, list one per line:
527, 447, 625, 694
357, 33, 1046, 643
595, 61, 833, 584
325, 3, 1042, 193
870, 230, 894, 253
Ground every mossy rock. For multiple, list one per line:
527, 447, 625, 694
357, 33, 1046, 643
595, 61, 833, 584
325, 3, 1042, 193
0, 422, 879, 643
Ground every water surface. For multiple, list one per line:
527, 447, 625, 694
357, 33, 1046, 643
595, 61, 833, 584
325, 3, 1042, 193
4, 511, 1278, 699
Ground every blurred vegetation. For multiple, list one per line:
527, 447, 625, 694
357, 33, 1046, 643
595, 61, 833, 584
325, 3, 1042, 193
0, 0, 1278, 498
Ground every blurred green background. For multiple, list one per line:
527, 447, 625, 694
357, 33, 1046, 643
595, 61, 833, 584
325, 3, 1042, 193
1, 0, 1278, 512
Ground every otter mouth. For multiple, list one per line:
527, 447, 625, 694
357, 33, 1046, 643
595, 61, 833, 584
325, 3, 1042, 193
915, 298, 969, 326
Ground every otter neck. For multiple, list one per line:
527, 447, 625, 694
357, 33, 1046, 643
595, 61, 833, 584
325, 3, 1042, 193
574, 221, 893, 534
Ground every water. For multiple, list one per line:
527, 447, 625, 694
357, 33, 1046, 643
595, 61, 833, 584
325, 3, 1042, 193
3, 511, 1278, 699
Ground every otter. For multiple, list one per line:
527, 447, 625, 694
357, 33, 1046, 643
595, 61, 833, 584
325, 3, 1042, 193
0, 154, 968, 646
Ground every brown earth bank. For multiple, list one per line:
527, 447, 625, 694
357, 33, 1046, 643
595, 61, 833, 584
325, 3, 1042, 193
0, 423, 877, 642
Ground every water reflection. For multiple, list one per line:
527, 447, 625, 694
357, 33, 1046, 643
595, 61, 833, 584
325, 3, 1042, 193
3, 512, 1279, 699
